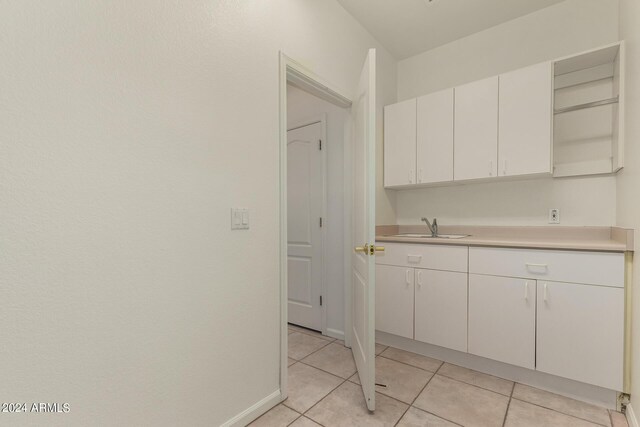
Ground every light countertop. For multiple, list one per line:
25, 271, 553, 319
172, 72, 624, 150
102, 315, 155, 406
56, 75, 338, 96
376, 225, 634, 252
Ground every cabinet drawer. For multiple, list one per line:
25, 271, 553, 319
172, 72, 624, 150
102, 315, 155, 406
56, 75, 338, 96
376, 242, 468, 272
469, 247, 624, 287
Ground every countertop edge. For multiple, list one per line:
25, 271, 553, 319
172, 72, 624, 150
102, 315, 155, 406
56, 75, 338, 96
375, 225, 634, 253
375, 235, 630, 253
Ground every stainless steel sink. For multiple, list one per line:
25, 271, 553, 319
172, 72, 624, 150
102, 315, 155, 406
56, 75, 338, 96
389, 233, 469, 239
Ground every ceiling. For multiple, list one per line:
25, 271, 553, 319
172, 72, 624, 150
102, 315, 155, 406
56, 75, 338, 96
337, 0, 566, 59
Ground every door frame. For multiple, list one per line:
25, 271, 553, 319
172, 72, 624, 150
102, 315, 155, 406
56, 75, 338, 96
278, 52, 353, 401
286, 115, 328, 334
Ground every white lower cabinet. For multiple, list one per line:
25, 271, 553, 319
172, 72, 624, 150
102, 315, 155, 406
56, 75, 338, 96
468, 274, 536, 369
415, 269, 467, 352
375, 264, 414, 339
536, 281, 624, 391
377, 243, 626, 391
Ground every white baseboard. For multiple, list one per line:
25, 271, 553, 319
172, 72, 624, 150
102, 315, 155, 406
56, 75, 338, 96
221, 389, 283, 427
326, 328, 344, 341
627, 403, 639, 427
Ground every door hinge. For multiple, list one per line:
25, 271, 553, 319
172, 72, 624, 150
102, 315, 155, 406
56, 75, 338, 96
319, 139, 322, 150
319, 217, 323, 228
320, 295, 323, 306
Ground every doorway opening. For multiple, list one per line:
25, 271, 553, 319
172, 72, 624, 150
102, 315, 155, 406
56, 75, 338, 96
287, 87, 349, 334
278, 50, 378, 414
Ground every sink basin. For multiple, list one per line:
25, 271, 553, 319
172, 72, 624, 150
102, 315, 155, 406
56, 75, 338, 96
389, 233, 469, 239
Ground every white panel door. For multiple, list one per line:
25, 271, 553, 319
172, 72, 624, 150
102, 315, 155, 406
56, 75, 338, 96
375, 265, 414, 339
499, 62, 553, 176
383, 98, 416, 187
417, 88, 454, 184
415, 269, 467, 352
350, 48, 377, 411
287, 122, 324, 331
454, 76, 499, 181
537, 281, 624, 390
468, 274, 535, 369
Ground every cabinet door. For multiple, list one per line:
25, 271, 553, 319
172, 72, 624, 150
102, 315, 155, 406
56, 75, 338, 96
499, 62, 552, 176
454, 76, 499, 181
375, 265, 414, 339
417, 88, 454, 184
384, 99, 416, 187
468, 274, 535, 369
537, 281, 624, 390
415, 269, 467, 352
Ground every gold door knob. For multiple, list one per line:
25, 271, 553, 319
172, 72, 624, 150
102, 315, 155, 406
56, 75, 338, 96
374, 246, 385, 253
354, 245, 368, 253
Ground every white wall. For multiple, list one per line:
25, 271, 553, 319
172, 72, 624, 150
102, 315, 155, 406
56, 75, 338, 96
0, 1, 396, 425
393, 0, 620, 227
287, 84, 348, 337
617, 0, 640, 419
396, 177, 616, 226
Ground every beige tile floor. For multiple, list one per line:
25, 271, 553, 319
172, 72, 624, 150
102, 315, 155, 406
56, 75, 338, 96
250, 324, 629, 427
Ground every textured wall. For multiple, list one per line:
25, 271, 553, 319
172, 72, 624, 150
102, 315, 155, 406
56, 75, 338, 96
0, 1, 395, 425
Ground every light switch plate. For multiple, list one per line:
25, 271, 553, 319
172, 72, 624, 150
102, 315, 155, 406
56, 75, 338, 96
231, 208, 249, 230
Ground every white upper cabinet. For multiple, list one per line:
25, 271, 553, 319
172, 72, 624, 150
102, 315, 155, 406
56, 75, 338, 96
416, 88, 454, 184
382, 42, 625, 188
498, 62, 553, 177
454, 76, 499, 181
384, 98, 416, 187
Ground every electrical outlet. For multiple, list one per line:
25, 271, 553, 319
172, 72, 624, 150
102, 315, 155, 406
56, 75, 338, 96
549, 208, 560, 224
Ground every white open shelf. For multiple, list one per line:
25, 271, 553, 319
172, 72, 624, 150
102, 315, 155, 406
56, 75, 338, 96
552, 42, 624, 178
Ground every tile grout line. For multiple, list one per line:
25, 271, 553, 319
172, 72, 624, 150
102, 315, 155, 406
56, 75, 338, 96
300, 340, 338, 359
393, 368, 437, 427
289, 412, 328, 427
405, 364, 465, 427
287, 330, 336, 346
299, 375, 350, 422
296, 359, 355, 382
250, 402, 303, 426
284, 409, 305, 427
428, 370, 511, 399
377, 353, 443, 375
288, 326, 336, 342
287, 341, 612, 427
284, 339, 347, 422
434, 371, 513, 397
377, 353, 514, 398
289, 334, 334, 362
501, 382, 516, 427
297, 341, 356, 380
299, 352, 433, 426
510, 397, 611, 427
512, 382, 613, 426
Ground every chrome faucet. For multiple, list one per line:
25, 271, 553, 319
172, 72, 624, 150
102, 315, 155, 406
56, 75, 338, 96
421, 217, 438, 237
